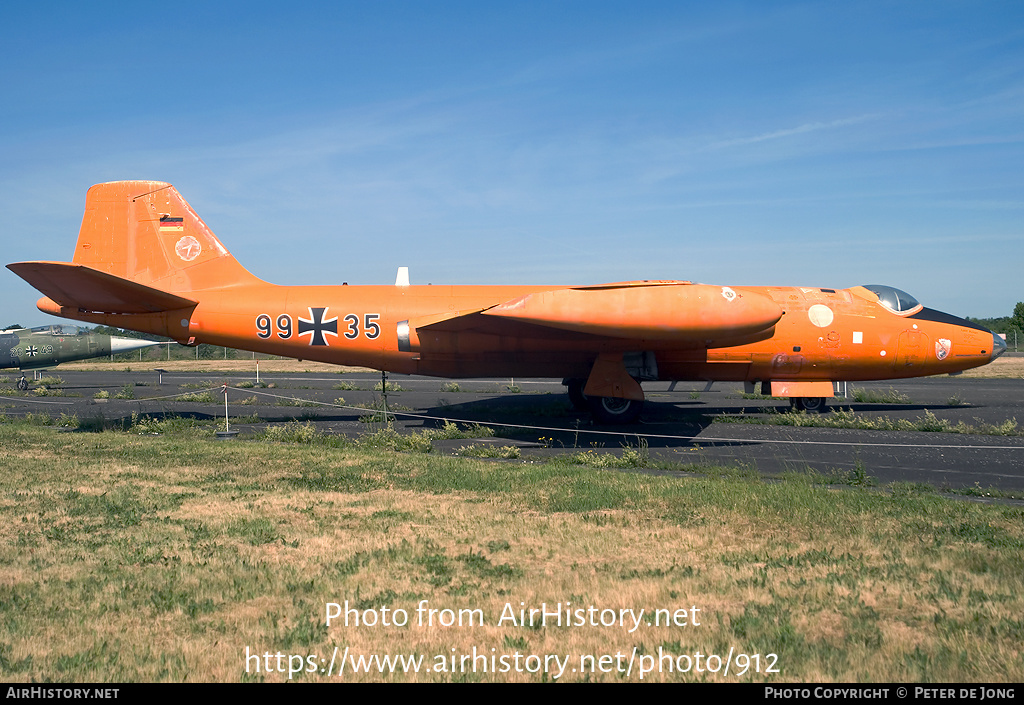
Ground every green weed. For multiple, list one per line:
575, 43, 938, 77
455, 444, 521, 459
176, 392, 217, 403
852, 387, 911, 404
720, 408, 1021, 436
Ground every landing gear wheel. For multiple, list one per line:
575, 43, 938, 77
17, 377, 28, 391
792, 396, 827, 413
590, 396, 643, 424
565, 378, 588, 411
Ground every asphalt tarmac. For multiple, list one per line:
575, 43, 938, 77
5, 368, 1023, 493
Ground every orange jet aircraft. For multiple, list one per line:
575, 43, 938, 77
7, 181, 1006, 423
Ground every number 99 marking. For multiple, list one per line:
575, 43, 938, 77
257, 313, 294, 339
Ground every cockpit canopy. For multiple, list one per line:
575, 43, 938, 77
28, 324, 88, 336
862, 285, 921, 314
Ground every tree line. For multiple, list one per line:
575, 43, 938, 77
967, 302, 1024, 350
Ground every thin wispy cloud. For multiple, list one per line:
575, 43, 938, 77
706, 114, 883, 150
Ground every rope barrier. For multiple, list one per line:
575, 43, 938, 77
8, 381, 1022, 452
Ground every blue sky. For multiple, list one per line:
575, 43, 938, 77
2, 1, 1021, 327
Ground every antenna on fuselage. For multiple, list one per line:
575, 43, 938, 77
395, 267, 410, 287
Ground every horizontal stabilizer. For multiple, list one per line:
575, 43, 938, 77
7, 261, 197, 314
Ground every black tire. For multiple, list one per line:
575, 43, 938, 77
565, 378, 588, 411
795, 396, 827, 413
17, 378, 28, 391
590, 396, 643, 424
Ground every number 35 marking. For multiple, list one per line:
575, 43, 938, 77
344, 314, 381, 340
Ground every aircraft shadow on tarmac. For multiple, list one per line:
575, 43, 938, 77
410, 395, 982, 450
413, 397, 739, 449
62, 393, 977, 452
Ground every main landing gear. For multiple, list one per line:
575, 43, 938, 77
790, 396, 827, 413
563, 377, 645, 425
565, 352, 658, 424
590, 395, 644, 424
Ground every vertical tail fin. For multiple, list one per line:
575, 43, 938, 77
72, 180, 263, 293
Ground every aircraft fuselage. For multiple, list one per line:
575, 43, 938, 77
36, 281, 999, 385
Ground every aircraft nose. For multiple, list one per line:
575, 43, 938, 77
109, 337, 162, 354
991, 332, 1007, 360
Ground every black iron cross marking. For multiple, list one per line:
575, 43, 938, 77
25, 346, 38, 357
297, 307, 338, 346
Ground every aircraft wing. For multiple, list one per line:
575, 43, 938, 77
480, 281, 783, 341
402, 281, 784, 351
7, 261, 197, 314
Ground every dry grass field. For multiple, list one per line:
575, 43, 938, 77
960, 354, 1024, 378
0, 417, 1021, 682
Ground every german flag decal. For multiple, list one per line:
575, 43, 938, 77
159, 215, 184, 232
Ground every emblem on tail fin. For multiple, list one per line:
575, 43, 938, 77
174, 236, 202, 262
